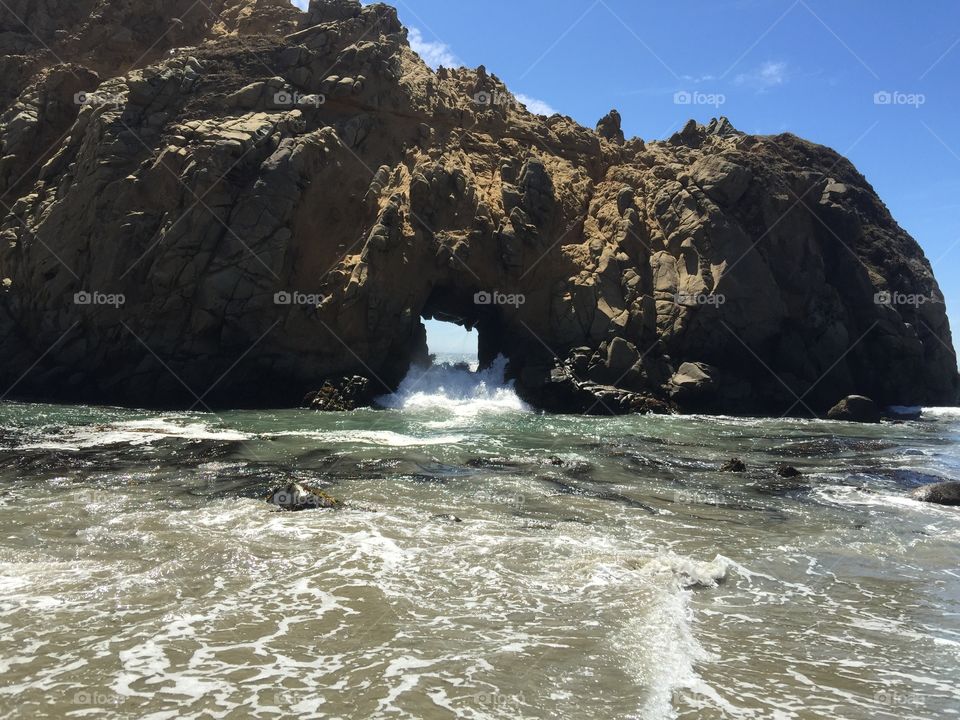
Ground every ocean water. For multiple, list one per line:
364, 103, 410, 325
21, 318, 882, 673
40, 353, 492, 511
0, 356, 958, 719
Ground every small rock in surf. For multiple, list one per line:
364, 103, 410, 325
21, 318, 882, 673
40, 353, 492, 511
909, 481, 960, 506
827, 395, 881, 424
776, 465, 802, 478
721, 458, 747, 472
265, 482, 342, 511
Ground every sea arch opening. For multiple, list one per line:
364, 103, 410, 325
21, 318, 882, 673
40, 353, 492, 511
423, 318, 478, 369
417, 285, 507, 371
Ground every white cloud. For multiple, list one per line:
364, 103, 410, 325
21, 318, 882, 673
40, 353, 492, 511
735, 61, 788, 91
408, 27, 460, 69
515, 93, 556, 116
292, 0, 309, 8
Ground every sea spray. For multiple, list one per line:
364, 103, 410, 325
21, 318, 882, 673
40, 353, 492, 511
376, 355, 529, 415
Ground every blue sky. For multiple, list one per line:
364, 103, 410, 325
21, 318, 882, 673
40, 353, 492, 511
296, 1, 960, 357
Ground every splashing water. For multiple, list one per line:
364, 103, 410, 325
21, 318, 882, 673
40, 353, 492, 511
376, 354, 529, 416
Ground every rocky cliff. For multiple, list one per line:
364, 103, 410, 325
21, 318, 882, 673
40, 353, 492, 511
0, 0, 957, 413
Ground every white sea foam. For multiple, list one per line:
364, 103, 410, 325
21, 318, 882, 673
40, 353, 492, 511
270, 429, 464, 447
20, 417, 250, 450
376, 355, 528, 418
644, 553, 731, 589
815, 483, 960, 514
617, 565, 715, 718
921, 406, 960, 419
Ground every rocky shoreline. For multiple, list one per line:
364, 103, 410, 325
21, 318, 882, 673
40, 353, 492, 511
0, 0, 957, 414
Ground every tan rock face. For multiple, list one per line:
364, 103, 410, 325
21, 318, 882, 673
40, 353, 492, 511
0, 0, 957, 413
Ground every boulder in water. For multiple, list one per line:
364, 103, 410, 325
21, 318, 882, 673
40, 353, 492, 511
827, 396, 881, 424
721, 458, 747, 472
302, 376, 375, 411
909, 481, 960, 506
776, 465, 802, 478
265, 482, 342, 511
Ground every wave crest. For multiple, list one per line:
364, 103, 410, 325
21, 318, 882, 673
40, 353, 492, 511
376, 355, 528, 415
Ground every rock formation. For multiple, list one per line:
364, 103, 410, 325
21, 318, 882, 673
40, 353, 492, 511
826, 395, 882, 423
265, 482, 341, 511
0, 0, 957, 413
910, 482, 960, 506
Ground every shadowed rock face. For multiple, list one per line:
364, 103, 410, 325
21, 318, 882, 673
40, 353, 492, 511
0, 0, 957, 413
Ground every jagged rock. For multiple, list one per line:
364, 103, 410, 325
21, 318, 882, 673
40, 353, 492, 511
596, 109, 625, 144
265, 482, 342, 511
303, 375, 375, 411
0, 0, 299, 103
670, 362, 718, 403
690, 155, 751, 205
607, 337, 640, 374
521, 361, 671, 415
827, 395, 881, 424
0, 0, 955, 414
721, 458, 746, 472
517, 157, 555, 227
301, 0, 363, 25
705, 117, 739, 137
910, 482, 960, 506
670, 119, 705, 147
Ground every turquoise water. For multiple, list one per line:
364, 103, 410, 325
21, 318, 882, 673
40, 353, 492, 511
0, 360, 958, 718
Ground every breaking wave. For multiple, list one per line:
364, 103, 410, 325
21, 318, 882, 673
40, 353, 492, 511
376, 355, 528, 415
